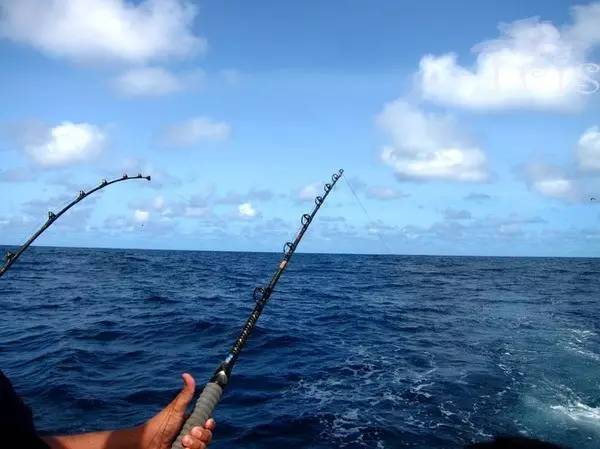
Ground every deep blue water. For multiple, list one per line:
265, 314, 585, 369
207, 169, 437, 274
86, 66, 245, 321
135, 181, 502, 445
1, 246, 599, 448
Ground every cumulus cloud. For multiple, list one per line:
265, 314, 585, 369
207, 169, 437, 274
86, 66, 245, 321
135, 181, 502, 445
130, 192, 214, 221
152, 195, 166, 210
376, 100, 488, 182
495, 214, 547, 237
161, 116, 231, 148
238, 202, 257, 219
416, 2, 600, 110
113, 66, 203, 96
100, 209, 177, 235
133, 209, 150, 223
21, 122, 106, 167
525, 163, 579, 201
524, 126, 600, 201
0, 0, 205, 64
576, 126, 600, 171
399, 213, 547, 245
129, 188, 276, 224
297, 182, 321, 202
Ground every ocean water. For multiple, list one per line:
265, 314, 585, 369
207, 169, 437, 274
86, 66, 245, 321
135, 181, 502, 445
0, 246, 599, 449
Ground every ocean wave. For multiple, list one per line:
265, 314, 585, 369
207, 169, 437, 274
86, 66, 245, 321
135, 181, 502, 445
550, 402, 600, 426
66, 328, 126, 342
144, 294, 176, 303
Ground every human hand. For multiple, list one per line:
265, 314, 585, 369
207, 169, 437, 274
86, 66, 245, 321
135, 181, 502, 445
142, 373, 216, 449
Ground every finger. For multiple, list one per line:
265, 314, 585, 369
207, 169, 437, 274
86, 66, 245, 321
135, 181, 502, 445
191, 426, 213, 443
181, 434, 206, 449
204, 418, 216, 431
172, 373, 196, 414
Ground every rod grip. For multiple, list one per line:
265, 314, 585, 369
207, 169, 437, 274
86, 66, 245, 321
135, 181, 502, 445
170, 382, 223, 449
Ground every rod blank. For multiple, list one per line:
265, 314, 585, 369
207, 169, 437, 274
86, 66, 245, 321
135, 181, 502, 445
170, 169, 343, 449
0, 173, 151, 278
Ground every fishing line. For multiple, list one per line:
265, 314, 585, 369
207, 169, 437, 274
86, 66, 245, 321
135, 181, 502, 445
170, 169, 344, 449
0, 173, 151, 278
343, 176, 394, 254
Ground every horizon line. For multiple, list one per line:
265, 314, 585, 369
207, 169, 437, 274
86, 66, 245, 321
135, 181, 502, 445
0, 243, 597, 259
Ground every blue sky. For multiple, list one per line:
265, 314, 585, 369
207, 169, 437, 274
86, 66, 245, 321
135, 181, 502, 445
0, 0, 599, 256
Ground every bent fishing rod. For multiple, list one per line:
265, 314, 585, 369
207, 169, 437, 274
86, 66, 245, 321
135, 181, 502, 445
171, 168, 344, 449
0, 173, 151, 279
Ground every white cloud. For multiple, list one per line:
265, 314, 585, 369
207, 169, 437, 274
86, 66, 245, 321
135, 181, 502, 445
129, 193, 216, 221
24, 122, 105, 167
567, 2, 600, 50
114, 66, 203, 96
0, 0, 205, 64
297, 182, 321, 202
525, 163, 579, 201
161, 116, 231, 147
522, 125, 600, 202
576, 126, 600, 171
376, 100, 488, 182
133, 209, 150, 223
153, 195, 166, 210
416, 2, 600, 110
534, 178, 576, 198
238, 202, 257, 219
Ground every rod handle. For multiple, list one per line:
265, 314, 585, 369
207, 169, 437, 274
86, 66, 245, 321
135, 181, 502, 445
170, 382, 223, 449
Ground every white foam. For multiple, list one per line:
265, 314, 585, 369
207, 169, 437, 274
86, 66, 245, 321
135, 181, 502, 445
573, 348, 600, 362
551, 401, 600, 426
562, 328, 600, 362
320, 407, 385, 448
570, 329, 597, 339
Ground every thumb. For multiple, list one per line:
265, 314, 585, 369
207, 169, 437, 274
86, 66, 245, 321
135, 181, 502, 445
172, 373, 196, 414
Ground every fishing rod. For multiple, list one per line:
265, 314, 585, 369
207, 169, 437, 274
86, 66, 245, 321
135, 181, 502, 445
171, 168, 344, 449
0, 173, 151, 279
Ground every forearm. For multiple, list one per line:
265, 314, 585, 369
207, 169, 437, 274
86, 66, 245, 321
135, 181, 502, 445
38, 373, 213, 449
42, 425, 144, 449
